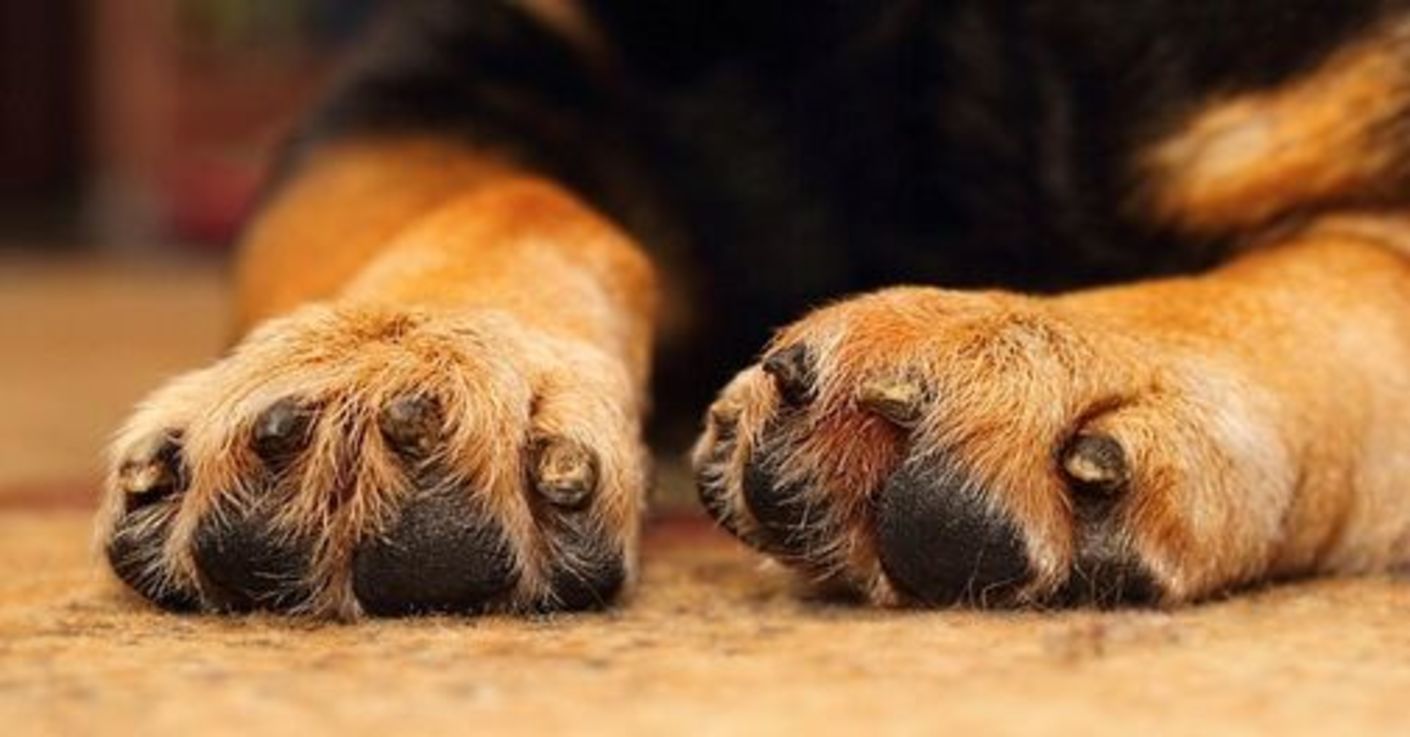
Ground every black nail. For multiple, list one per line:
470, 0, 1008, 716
762, 344, 815, 406
379, 395, 441, 457
252, 398, 314, 464
530, 438, 599, 510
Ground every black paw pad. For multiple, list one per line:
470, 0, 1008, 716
352, 489, 517, 616
192, 501, 315, 611
695, 405, 744, 533
741, 455, 833, 560
875, 461, 1032, 606
696, 476, 742, 542
1054, 556, 1161, 608
107, 507, 198, 611
537, 513, 626, 611
547, 556, 625, 611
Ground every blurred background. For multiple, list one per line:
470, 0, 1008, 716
0, 0, 380, 496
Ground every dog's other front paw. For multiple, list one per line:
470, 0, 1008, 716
694, 286, 1298, 607
101, 304, 646, 617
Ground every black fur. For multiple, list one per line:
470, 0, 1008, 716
281, 0, 1400, 435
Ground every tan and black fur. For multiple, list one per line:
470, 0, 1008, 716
104, 1, 1410, 616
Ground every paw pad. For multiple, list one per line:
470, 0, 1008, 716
352, 488, 517, 616
193, 500, 315, 612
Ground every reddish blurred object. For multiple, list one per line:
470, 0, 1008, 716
90, 0, 377, 249
161, 149, 263, 247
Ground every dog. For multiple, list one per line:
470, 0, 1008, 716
101, 0, 1410, 617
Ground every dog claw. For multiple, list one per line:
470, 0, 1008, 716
708, 404, 741, 441
379, 395, 441, 457
762, 344, 815, 406
118, 432, 185, 509
1062, 432, 1129, 493
530, 438, 598, 510
253, 398, 314, 463
858, 377, 924, 427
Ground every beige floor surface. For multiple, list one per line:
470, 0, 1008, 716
0, 253, 226, 490
2, 507, 1409, 737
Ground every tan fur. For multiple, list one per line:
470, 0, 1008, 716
103, 136, 658, 617
1142, 21, 1410, 233
234, 138, 517, 332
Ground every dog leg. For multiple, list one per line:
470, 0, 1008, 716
100, 137, 657, 617
695, 218, 1410, 606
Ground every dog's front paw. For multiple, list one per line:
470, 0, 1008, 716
101, 304, 645, 617
693, 287, 1294, 607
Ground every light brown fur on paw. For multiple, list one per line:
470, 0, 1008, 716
695, 230, 1410, 607
101, 303, 646, 618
